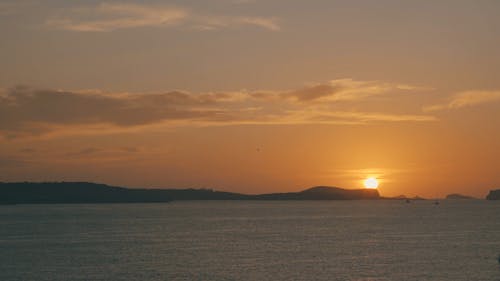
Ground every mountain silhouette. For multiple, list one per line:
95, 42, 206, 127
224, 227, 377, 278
0, 182, 172, 204
0, 182, 380, 204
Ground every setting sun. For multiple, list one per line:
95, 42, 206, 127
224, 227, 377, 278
364, 177, 379, 189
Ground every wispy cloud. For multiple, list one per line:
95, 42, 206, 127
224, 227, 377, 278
235, 17, 280, 31
46, 3, 187, 32
45, 2, 280, 32
298, 110, 437, 123
424, 90, 500, 111
283, 79, 423, 103
0, 79, 435, 139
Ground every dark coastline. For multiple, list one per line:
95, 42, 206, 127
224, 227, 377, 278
0, 182, 380, 205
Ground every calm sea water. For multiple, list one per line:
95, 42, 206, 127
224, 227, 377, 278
0, 200, 499, 281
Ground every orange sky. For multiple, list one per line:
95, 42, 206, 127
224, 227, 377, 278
1, 1, 500, 198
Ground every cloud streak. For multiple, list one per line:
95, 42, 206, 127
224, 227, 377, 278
424, 90, 500, 111
283, 79, 422, 103
0, 80, 435, 139
46, 3, 187, 32
45, 3, 280, 32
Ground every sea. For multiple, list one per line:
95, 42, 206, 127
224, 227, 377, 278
0, 200, 499, 281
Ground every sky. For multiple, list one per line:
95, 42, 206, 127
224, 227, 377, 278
1, 0, 500, 198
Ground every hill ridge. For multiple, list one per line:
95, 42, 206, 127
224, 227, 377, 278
0, 182, 381, 204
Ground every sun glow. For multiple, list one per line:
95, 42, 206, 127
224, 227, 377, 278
364, 177, 379, 189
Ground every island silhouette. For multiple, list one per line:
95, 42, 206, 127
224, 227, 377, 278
486, 189, 500, 200
0, 182, 379, 204
1, 182, 497, 204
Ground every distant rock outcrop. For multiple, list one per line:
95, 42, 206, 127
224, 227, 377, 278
486, 189, 500, 200
446, 193, 475, 199
254, 186, 380, 200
